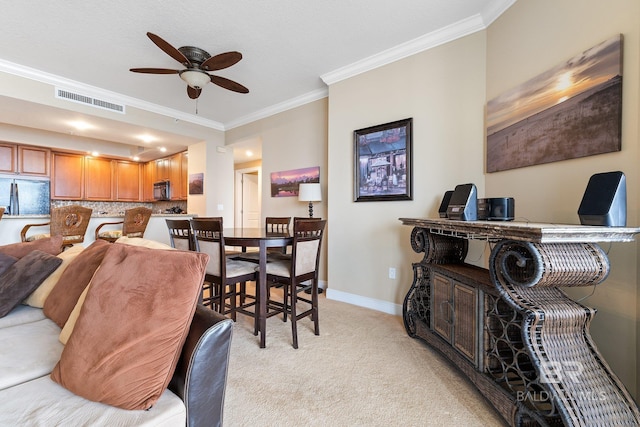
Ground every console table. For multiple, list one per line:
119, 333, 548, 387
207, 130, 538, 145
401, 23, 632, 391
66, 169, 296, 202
400, 218, 640, 426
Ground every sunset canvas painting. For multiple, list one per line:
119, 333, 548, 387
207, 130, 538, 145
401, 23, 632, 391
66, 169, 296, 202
486, 34, 622, 173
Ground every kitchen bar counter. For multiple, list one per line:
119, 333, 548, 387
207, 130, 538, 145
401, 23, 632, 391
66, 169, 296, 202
0, 214, 193, 246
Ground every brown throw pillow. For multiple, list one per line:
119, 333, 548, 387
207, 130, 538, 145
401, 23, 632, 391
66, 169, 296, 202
0, 235, 63, 259
50, 243, 208, 410
43, 239, 111, 327
0, 250, 63, 317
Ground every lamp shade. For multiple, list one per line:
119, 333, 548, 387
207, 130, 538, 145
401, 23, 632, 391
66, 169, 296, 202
298, 183, 322, 201
179, 70, 211, 89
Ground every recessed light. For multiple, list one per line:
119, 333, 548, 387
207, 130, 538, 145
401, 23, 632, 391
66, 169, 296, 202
132, 156, 140, 161
246, 150, 253, 157
138, 134, 156, 143
159, 147, 167, 153
69, 120, 93, 131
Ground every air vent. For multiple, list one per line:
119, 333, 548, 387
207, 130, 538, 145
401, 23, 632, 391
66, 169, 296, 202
55, 88, 125, 114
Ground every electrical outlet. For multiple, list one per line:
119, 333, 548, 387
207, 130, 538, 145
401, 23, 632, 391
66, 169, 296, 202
388, 267, 396, 279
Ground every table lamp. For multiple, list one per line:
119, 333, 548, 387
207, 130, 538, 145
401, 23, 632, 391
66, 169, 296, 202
298, 183, 322, 218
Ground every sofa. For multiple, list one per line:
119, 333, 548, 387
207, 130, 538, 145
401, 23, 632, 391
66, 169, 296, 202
0, 235, 233, 427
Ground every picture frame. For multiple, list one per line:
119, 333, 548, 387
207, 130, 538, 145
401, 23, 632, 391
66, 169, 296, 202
354, 118, 412, 202
270, 166, 320, 197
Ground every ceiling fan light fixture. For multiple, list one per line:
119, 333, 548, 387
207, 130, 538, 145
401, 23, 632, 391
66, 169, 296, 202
179, 70, 210, 89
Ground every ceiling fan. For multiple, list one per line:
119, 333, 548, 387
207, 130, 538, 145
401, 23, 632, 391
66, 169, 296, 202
130, 32, 249, 100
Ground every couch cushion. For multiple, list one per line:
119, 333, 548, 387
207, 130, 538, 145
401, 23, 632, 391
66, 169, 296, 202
0, 250, 63, 318
0, 376, 186, 427
0, 305, 46, 329
50, 243, 208, 410
0, 318, 63, 391
23, 244, 85, 308
43, 239, 110, 327
0, 235, 63, 259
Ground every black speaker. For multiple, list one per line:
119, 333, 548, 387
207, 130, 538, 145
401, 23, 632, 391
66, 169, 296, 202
488, 197, 515, 221
438, 190, 454, 218
578, 171, 626, 227
447, 183, 477, 221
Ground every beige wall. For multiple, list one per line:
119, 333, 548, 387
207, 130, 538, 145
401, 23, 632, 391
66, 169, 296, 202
487, 0, 640, 397
225, 99, 329, 282
326, 31, 487, 312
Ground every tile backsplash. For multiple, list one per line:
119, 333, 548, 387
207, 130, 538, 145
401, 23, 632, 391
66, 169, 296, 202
51, 200, 187, 216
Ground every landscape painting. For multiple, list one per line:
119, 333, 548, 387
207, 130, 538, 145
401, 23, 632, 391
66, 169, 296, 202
270, 166, 320, 197
188, 173, 204, 195
486, 34, 622, 173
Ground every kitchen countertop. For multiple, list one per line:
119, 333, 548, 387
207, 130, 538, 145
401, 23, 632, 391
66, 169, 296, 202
1, 213, 193, 219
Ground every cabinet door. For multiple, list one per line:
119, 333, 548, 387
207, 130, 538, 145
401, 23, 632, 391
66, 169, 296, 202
0, 143, 16, 174
432, 273, 453, 342
155, 158, 169, 181
453, 283, 477, 362
114, 161, 142, 201
84, 157, 113, 200
169, 152, 185, 200
51, 152, 84, 200
18, 145, 50, 176
143, 161, 156, 201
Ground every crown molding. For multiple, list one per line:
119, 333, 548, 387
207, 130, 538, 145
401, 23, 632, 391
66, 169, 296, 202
321, 14, 485, 86
224, 87, 328, 130
0, 58, 225, 131
321, 0, 517, 86
481, 0, 517, 26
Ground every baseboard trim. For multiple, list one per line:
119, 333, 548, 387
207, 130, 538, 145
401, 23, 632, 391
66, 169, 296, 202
325, 287, 402, 316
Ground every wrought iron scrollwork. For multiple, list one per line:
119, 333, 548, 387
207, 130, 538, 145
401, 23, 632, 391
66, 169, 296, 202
403, 263, 430, 336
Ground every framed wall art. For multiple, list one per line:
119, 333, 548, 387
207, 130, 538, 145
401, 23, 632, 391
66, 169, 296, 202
486, 34, 622, 173
354, 118, 412, 202
270, 166, 320, 197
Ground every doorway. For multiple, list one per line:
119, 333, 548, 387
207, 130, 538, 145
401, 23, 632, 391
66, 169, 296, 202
235, 167, 261, 228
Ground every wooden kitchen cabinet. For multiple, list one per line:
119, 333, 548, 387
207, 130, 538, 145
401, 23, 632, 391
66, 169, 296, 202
51, 152, 84, 200
84, 157, 113, 200
169, 152, 187, 200
143, 161, 156, 201
114, 160, 142, 201
155, 158, 170, 182
0, 143, 50, 176
0, 143, 15, 174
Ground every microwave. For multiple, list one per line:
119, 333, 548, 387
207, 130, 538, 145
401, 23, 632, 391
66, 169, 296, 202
153, 181, 170, 200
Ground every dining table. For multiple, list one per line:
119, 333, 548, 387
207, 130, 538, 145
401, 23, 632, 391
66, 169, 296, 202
223, 227, 293, 348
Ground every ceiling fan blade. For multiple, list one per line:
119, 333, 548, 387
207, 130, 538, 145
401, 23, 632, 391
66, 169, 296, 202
187, 86, 202, 99
130, 68, 180, 74
210, 75, 249, 94
146, 32, 191, 66
201, 51, 242, 71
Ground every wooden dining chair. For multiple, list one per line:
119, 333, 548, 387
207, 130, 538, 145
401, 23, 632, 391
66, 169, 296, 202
0, 206, 4, 221
21, 205, 93, 247
95, 207, 152, 243
191, 217, 258, 320
259, 219, 327, 348
165, 218, 195, 251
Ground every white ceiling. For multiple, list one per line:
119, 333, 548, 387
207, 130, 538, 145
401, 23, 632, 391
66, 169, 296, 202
0, 0, 514, 163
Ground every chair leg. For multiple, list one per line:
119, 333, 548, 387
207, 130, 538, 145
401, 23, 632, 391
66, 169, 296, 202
312, 279, 319, 336
290, 281, 298, 349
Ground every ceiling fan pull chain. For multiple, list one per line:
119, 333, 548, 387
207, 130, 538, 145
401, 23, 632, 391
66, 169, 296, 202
195, 98, 199, 115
